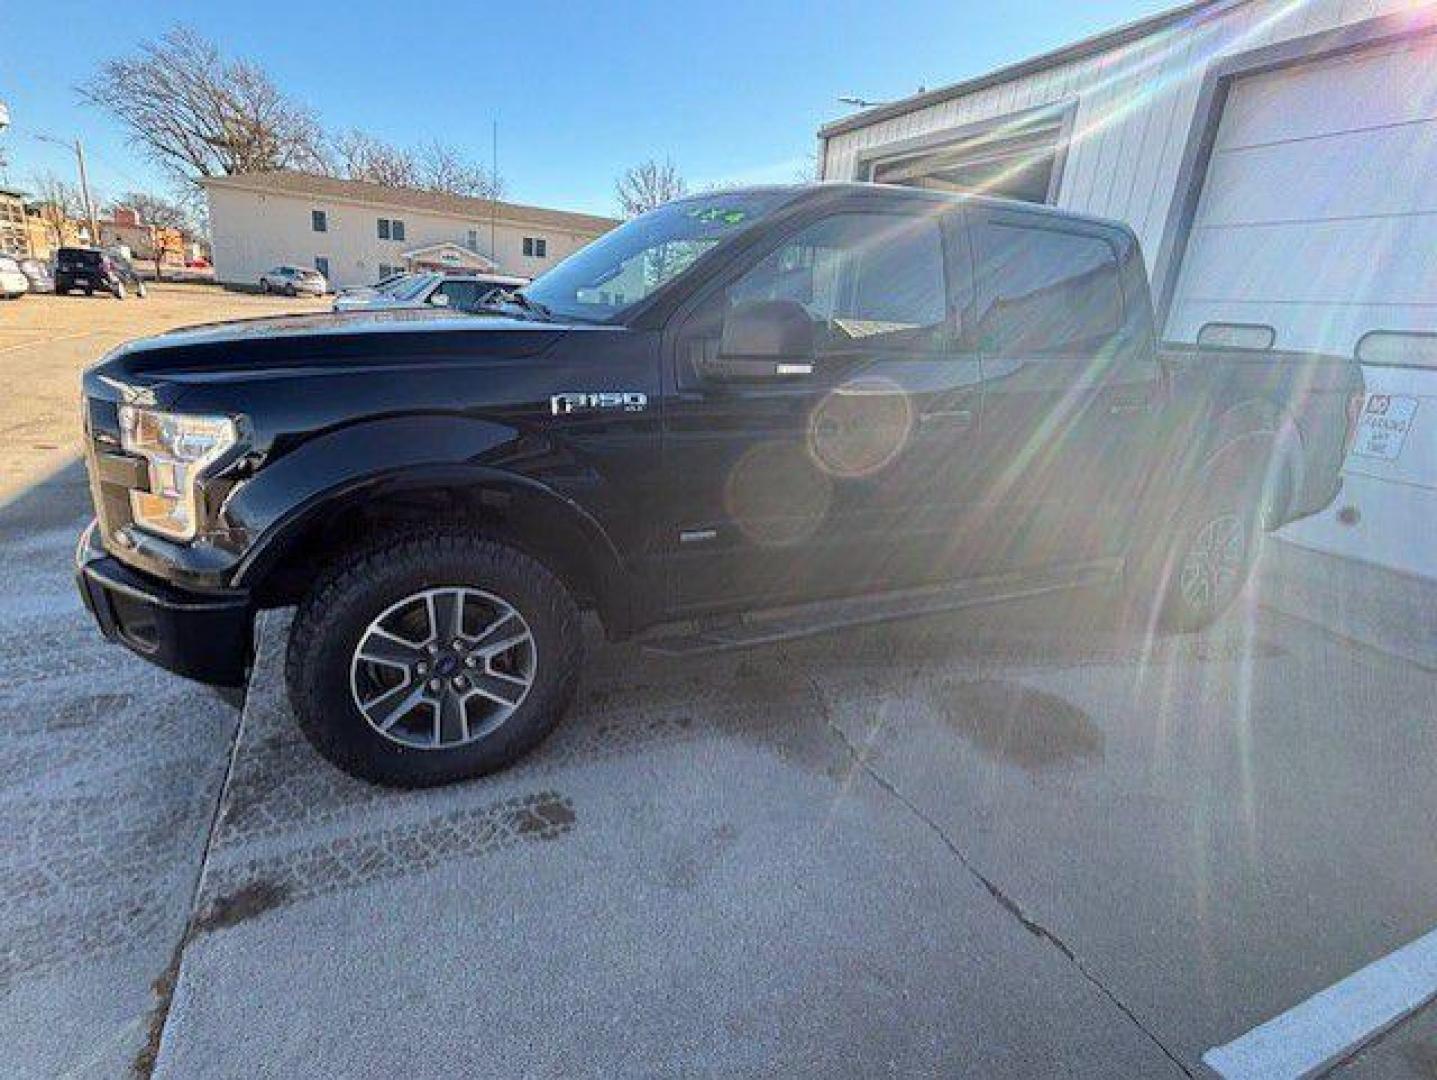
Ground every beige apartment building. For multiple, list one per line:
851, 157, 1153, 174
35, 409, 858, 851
202, 171, 618, 289
0, 187, 28, 258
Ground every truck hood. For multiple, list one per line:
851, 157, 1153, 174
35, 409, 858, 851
90, 308, 575, 384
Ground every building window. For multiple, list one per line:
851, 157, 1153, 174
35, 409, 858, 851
466, 229, 479, 251
523, 236, 547, 258
378, 218, 407, 241
312, 210, 327, 232
377, 218, 390, 240
314, 256, 330, 279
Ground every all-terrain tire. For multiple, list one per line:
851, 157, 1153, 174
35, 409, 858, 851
285, 532, 583, 787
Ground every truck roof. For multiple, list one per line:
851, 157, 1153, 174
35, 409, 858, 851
697, 182, 1133, 234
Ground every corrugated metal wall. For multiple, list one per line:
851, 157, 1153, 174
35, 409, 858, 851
821, 0, 1423, 279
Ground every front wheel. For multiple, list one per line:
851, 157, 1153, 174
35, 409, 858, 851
136, 281, 147, 299
285, 532, 583, 787
112, 282, 126, 300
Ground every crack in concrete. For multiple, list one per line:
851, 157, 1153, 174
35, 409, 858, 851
800, 668, 1198, 1080
133, 686, 250, 1078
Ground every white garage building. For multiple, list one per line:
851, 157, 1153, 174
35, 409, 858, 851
820, 0, 1437, 646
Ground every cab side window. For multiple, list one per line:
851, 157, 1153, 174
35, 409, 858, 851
725, 212, 949, 354
974, 222, 1122, 356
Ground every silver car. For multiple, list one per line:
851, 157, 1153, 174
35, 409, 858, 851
0, 255, 30, 299
259, 265, 328, 297
331, 271, 528, 314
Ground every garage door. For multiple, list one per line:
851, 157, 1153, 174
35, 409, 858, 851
1166, 36, 1437, 579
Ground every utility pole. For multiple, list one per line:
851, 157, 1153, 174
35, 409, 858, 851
74, 140, 98, 244
489, 119, 497, 264
34, 133, 99, 245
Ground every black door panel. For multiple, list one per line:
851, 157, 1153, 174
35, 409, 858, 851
662, 203, 985, 614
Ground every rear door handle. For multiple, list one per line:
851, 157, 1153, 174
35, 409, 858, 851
1107, 398, 1148, 416
919, 408, 974, 430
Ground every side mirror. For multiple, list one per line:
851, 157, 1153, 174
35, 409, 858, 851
429, 292, 451, 307
701, 300, 816, 383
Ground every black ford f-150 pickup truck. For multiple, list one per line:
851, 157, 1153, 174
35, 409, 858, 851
76, 184, 1362, 785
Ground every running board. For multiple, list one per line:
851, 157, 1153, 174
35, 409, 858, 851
640, 562, 1120, 657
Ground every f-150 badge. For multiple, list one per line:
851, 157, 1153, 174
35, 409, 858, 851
551, 392, 648, 415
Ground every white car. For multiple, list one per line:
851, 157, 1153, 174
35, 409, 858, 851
259, 265, 328, 297
0, 256, 30, 299
332, 272, 528, 314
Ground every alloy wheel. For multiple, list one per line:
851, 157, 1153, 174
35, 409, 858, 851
1177, 512, 1246, 615
349, 586, 536, 749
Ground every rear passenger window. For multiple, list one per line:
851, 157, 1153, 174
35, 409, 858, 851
974, 223, 1122, 356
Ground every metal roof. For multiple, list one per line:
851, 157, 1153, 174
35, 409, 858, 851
200, 171, 619, 234
819, 0, 1244, 139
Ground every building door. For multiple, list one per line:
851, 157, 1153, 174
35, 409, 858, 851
1166, 36, 1437, 580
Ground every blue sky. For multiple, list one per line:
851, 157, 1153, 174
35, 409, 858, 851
0, 0, 1171, 217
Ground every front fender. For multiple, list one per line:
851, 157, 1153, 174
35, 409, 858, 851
223, 415, 634, 627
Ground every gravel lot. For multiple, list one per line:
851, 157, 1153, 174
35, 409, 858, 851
2, 285, 1434, 1078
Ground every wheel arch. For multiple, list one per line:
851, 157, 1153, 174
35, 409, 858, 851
1198, 395, 1305, 528
236, 467, 636, 634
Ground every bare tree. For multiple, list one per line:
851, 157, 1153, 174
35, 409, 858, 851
330, 131, 503, 198
30, 171, 86, 247
331, 129, 419, 189
615, 158, 687, 218
78, 26, 328, 190
117, 191, 194, 280
415, 140, 504, 199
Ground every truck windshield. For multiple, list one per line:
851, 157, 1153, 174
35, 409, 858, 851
524, 192, 791, 323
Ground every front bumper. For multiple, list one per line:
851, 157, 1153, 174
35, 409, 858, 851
75, 522, 253, 686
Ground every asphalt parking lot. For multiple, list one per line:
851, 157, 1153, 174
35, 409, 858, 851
2, 288, 1435, 1078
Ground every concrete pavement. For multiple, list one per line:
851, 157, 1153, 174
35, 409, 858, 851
151, 589, 1437, 1077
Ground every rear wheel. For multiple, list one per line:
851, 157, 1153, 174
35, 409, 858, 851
260, 278, 271, 293
112, 282, 126, 300
285, 532, 583, 787
1131, 482, 1261, 634
136, 281, 147, 299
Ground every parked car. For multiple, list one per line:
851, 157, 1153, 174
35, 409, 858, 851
0, 256, 29, 299
331, 271, 528, 313
76, 184, 1362, 787
331, 271, 414, 306
18, 258, 54, 294
55, 247, 147, 299
259, 265, 328, 297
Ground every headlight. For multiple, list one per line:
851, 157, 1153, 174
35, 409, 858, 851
118, 406, 239, 541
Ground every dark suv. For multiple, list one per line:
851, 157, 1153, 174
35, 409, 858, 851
55, 247, 147, 299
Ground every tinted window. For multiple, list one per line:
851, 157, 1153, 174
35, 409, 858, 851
726, 212, 948, 353
435, 280, 484, 311
975, 223, 1121, 356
